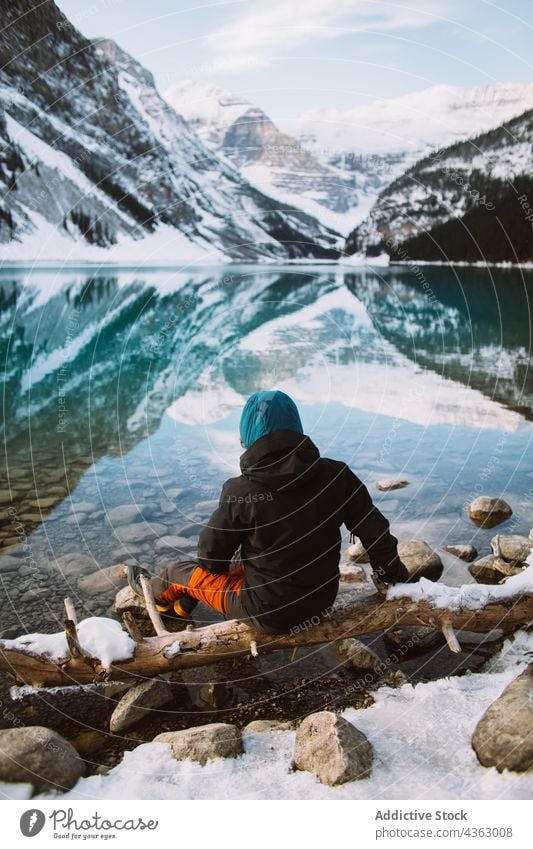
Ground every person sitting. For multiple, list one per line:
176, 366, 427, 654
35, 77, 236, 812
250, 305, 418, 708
150, 389, 411, 634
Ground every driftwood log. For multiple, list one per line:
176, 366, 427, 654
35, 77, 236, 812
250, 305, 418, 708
0, 579, 532, 688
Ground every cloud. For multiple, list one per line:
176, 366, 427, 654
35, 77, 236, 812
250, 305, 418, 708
205, 0, 454, 74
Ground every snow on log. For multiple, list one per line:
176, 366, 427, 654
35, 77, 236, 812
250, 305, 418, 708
1, 566, 532, 689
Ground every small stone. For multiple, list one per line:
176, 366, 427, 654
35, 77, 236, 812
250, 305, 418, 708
155, 535, 195, 554
46, 486, 68, 497
159, 500, 176, 514
335, 639, 382, 673
18, 513, 43, 523
0, 727, 84, 794
472, 665, 533, 772
293, 711, 373, 786
469, 555, 523, 585
339, 563, 366, 584
78, 564, 125, 597
114, 584, 147, 614
114, 522, 167, 544
109, 679, 175, 732
111, 545, 143, 561
153, 723, 243, 765
467, 497, 513, 529
376, 478, 409, 491
490, 534, 533, 564
441, 544, 478, 562
106, 504, 145, 525
244, 719, 294, 732
397, 539, 443, 581
346, 538, 369, 563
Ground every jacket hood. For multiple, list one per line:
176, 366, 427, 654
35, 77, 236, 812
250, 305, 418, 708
240, 429, 320, 491
239, 390, 303, 449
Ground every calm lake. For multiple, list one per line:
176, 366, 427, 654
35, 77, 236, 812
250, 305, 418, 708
1, 263, 532, 635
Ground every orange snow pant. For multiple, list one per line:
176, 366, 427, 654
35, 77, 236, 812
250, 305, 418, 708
151, 560, 245, 616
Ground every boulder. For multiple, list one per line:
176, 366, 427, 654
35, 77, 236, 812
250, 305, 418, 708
346, 538, 369, 563
109, 679, 175, 733
469, 555, 522, 585
114, 522, 167, 544
335, 639, 382, 673
376, 478, 409, 491
154, 535, 195, 554
397, 539, 443, 581
293, 711, 373, 786
49, 552, 95, 577
467, 497, 512, 529
153, 723, 243, 765
106, 504, 145, 525
472, 665, 533, 772
78, 564, 125, 597
244, 719, 294, 732
0, 726, 84, 794
441, 544, 478, 562
491, 534, 532, 564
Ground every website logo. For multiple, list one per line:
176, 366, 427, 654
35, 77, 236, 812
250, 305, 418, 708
20, 809, 46, 837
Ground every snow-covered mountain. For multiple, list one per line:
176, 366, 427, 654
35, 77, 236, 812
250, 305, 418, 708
345, 107, 533, 264
293, 83, 533, 156
0, 2, 340, 262
164, 80, 367, 234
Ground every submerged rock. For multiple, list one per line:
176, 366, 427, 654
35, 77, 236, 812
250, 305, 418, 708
398, 539, 443, 581
153, 723, 243, 765
472, 665, 533, 772
376, 478, 409, 491
441, 544, 478, 562
49, 552, 95, 577
106, 504, 145, 525
78, 564, 125, 597
469, 555, 522, 585
110, 679, 175, 733
467, 497, 512, 529
0, 726, 84, 794
293, 711, 373, 786
155, 535, 195, 554
114, 522, 167, 543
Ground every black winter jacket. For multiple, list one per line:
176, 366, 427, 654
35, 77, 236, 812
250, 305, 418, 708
197, 430, 405, 633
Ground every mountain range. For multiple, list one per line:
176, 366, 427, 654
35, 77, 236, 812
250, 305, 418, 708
0, 1, 339, 262
0, 0, 532, 263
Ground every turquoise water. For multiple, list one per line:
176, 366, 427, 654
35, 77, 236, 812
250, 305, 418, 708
0, 263, 532, 631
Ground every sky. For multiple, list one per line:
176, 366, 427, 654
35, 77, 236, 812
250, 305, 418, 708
55, 0, 533, 121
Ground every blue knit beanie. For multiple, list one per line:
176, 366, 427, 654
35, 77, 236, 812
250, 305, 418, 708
239, 390, 303, 449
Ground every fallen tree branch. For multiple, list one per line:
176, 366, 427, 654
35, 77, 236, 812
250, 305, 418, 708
1, 575, 532, 688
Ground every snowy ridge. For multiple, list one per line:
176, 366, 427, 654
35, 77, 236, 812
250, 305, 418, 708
0, 2, 339, 262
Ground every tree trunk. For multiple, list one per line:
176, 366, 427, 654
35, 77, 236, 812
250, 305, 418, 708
1, 586, 532, 688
